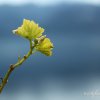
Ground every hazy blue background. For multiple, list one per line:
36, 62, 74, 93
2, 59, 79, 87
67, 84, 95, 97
0, 0, 100, 100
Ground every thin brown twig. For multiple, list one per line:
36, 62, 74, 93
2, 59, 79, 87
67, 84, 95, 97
0, 40, 35, 93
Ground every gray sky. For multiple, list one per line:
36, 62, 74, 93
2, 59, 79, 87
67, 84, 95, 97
0, 0, 100, 5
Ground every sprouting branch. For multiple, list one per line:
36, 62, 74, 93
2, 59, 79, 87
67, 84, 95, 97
0, 19, 54, 94
0, 40, 34, 93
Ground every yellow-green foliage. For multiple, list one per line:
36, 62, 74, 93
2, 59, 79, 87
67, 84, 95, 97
13, 19, 54, 56
35, 37, 53, 56
13, 19, 44, 40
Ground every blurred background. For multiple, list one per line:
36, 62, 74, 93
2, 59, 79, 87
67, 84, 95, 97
0, 0, 100, 100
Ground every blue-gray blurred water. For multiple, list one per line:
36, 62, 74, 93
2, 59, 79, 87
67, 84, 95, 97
0, 4, 100, 100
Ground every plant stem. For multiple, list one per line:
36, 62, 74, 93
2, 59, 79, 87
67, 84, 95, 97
0, 40, 34, 93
